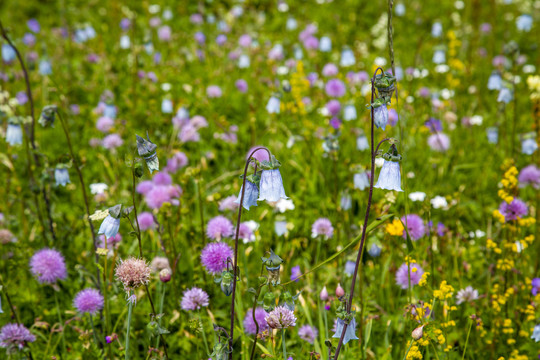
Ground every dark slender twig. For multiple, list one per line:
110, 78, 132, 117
0, 20, 57, 243
333, 68, 388, 359
228, 147, 272, 359
57, 111, 100, 291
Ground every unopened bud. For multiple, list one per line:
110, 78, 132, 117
336, 283, 345, 297
320, 286, 329, 301
159, 268, 171, 283
412, 325, 424, 340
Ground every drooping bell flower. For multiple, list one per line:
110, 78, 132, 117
343, 104, 357, 121
55, 166, 70, 187
319, 36, 332, 52
1, 44, 16, 63
235, 180, 259, 210
332, 318, 359, 344
354, 172, 370, 190
39, 59, 52, 75
258, 156, 287, 202
486, 127, 499, 144
521, 133, 538, 155
98, 204, 122, 239
432, 49, 446, 64
497, 87, 513, 104
161, 98, 173, 114
374, 144, 403, 192
487, 71, 502, 90
340, 47, 355, 67
373, 100, 388, 130
136, 134, 159, 173
357, 134, 369, 151
5, 122, 23, 146
39, 105, 57, 127
266, 96, 281, 114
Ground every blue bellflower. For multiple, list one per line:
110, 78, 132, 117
522, 138, 538, 155
274, 220, 288, 236
343, 104, 357, 121
368, 243, 382, 257
516, 14, 533, 32
2, 44, 16, 63
6, 124, 23, 146
266, 96, 281, 114
374, 104, 388, 130
332, 318, 359, 344
344, 261, 355, 276
354, 172, 370, 190
104, 104, 117, 119
238, 54, 250, 68
258, 169, 287, 202
357, 135, 369, 151
120, 34, 131, 49
374, 160, 403, 192
340, 48, 355, 67
486, 127, 499, 144
55, 168, 71, 187
487, 72, 502, 90
235, 181, 259, 210
98, 215, 120, 239
319, 36, 332, 52
431, 22, 442, 37
161, 99, 173, 114
497, 88, 513, 104
39, 59, 52, 76
432, 50, 446, 64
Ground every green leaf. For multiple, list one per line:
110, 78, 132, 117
280, 214, 393, 285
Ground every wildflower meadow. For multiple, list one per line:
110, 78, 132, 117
1, 1, 539, 359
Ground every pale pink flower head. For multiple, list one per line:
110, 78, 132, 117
265, 306, 297, 329
115, 257, 151, 292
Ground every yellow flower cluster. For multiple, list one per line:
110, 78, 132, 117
434, 328, 445, 344
386, 218, 405, 236
288, 61, 310, 115
405, 341, 423, 359
418, 272, 430, 287
502, 319, 514, 334
508, 349, 529, 360
433, 280, 454, 300
496, 259, 514, 271
486, 238, 502, 254
413, 302, 432, 322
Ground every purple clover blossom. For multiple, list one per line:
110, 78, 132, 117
388, 108, 399, 126
325, 78, 346, 97
499, 199, 528, 222
0, 323, 36, 354
311, 218, 334, 238
424, 118, 442, 132
137, 212, 155, 231
181, 287, 209, 311
30, 248, 68, 284
518, 165, 540, 189
27, 19, 40, 33
290, 265, 302, 282
73, 288, 104, 315
238, 222, 255, 243
243, 307, 269, 335
428, 133, 450, 152
206, 215, 234, 240
219, 195, 239, 212
298, 325, 318, 344
201, 242, 233, 274
401, 214, 425, 241
395, 262, 424, 289
326, 100, 341, 116
532, 278, 540, 296
165, 152, 188, 173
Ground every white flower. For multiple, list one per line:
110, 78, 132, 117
475, 230, 485, 238
470, 115, 483, 126
456, 286, 479, 305
430, 196, 448, 209
244, 220, 259, 232
275, 198, 295, 213
90, 183, 108, 195
409, 192, 426, 202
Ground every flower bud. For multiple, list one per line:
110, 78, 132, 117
159, 268, 171, 283
336, 283, 345, 297
412, 325, 424, 340
320, 286, 329, 301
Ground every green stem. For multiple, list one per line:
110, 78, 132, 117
89, 315, 101, 347
402, 341, 413, 360
461, 320, 473, 360
282, 329, 287, 360
125, 299, 134, 360
155, 282, 166, 349
54, 291, 67, 356
198, 309, 210, 356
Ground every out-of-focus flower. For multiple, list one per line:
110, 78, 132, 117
499, 198, 527, 221
455, 286, 479, 305
181, 287, 209, 311
428, 133, 450, 152
395, 262, 424, 289
298, 324, 318, 343
206, 216, 234, 240
401, 214, 425, 241
54, 167, 70, 187
311, 218, 334, 239
244, 307, 269, 335
290, 265, 302, 282
409, 192, 426, 202
518, 165, 540, 188
430, 196, 448, 209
